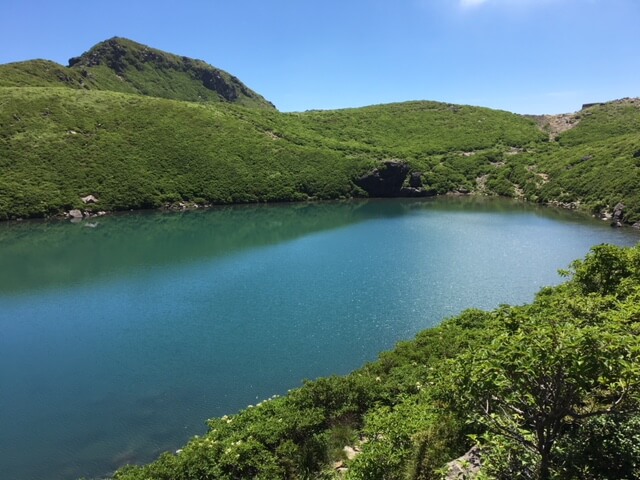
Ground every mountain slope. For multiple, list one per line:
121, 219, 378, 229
0, 86, 547, 220
493, 99, 640, 221
0, 37, 274, 109
0, 38, 639, 223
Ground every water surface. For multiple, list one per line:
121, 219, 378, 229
0, 198, 638, 480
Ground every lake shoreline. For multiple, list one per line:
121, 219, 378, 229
5, 192, 638, 230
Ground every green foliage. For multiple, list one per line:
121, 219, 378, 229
0, 84, 550, 220
503, 102, 640, 222
0, 87, 367, 219
555, 414, 640, 480
438, 244, 640, 479
564, 243, 640, 296
558, 103, 640, 146
289, 102, 544, 156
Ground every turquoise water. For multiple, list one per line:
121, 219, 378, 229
0, 198, 638, 480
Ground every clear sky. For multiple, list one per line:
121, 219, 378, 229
1, 0, 638, 114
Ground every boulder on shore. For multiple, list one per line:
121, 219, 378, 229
611, 202, 625, 227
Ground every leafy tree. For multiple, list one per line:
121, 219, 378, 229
443, 298, 640, 480
563, 243, 640, 297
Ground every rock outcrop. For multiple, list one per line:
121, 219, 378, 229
611, 202, 625, 228
67, 37, 275, 109
355, 161, 431, 197
444, 446, 482, 480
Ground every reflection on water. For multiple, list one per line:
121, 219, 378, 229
0, 198, 610, 295
0, 198, 638, 480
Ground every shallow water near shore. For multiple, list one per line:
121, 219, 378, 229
0, 197, 638, 480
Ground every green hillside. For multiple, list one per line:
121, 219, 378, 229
0, 37, 274, 108
495, 99, 640, 222
0, 87, 547, 220
2, 39, 640, 222
0, 87, 363, 219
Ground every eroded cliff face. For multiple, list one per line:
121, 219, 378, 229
355, 161, 433, 197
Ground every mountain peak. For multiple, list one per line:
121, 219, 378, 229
66, 37, 275, 108
0, 37, 274, 109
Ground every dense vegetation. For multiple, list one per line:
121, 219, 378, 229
0, 87, 365, 218
1, 38, 640, 223
493, 100, 640, 222
113, 243, 640, 480
0, 87, 545, 220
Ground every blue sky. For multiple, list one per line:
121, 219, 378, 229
1, 0, 638, 114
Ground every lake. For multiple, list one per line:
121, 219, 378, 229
0, 198, 638, 480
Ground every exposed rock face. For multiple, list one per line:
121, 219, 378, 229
196, 68, 239, 102
356, 162, 409, 197
444, 446, 482, 479
343, 445, 361, 460
356, 162, 431, 197
356, 161, 409, 197
611, 202, 625, 227
81, 195, 98, 204
582, 102, 606, 110
409, 171, 423, 188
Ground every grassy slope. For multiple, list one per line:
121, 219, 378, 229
0, 88, 546, 220
0, 87, 362, 219
0, 59, 95, 88
2, 84, 639, 222
498, 100, 640, 221
1, 39, 639, 221
0, 37, 274, 109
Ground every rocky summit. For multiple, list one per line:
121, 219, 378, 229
0, 37, 274, 108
